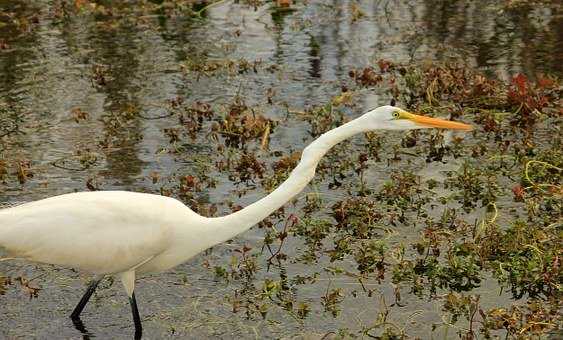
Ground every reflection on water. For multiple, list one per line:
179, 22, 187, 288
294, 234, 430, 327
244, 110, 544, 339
86, 16, 146, 185
420, 0, 562, 77
0, 0, 560, 338
1, 0, 558, 193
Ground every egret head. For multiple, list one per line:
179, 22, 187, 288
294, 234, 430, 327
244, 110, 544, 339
361, 106, 473, 131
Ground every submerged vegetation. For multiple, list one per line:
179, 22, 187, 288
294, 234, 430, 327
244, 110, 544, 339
1, 0, 562, 339
207, 64, 561, 338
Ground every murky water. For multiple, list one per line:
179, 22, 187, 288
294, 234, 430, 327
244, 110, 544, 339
0, 0, 561, 339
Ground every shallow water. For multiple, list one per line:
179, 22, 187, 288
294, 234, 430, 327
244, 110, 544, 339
0, 0, 561, 339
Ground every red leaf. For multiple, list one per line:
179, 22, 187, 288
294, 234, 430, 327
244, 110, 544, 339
512, 73, 528, 96
537, 76, 554, 89
377, 59, 393, 73
512, 185, 525, 202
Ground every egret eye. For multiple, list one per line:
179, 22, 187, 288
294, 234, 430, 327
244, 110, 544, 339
392, 111, 400, 119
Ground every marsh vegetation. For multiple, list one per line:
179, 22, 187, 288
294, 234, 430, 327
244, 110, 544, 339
0, 0, 561, 339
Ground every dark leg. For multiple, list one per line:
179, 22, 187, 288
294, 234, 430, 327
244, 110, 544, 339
129, 292, 142, 339
70, 278, 102, 319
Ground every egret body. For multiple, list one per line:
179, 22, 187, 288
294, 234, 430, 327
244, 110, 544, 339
0, 106, 472, 338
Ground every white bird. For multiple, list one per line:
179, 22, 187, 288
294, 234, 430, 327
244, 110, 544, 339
0, 106, 472, 338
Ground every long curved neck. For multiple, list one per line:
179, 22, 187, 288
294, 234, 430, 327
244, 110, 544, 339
206, 117, 368, 244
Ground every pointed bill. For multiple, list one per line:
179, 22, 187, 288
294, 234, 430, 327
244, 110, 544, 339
403, 111, 473, 131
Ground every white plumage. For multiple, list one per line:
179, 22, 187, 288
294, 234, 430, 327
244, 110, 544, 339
0, 106, 472, 337
2, 192, 193, 274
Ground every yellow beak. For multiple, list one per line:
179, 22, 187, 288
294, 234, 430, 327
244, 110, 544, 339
402, 111, 473, 131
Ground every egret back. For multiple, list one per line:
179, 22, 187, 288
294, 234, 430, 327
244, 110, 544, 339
0, 191, 190, 275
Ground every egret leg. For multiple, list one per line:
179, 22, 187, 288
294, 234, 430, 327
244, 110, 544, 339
129, 292, 142, 339
70, 278, 102, 319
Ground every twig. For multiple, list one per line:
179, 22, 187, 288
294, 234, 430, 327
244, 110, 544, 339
524, 160, 562, 191
137, 111, 175, 120
194, 0, 231, 17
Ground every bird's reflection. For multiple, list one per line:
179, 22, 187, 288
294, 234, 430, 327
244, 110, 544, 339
71, 316, 142, 339
71, 316, 93, 339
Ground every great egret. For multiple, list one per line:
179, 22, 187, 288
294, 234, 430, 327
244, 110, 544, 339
0, 106, 471, 338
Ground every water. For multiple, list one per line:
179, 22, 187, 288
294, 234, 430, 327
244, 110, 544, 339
0, 0, 560, 338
